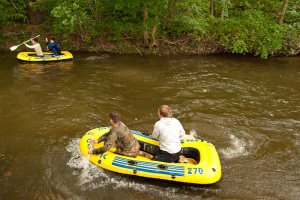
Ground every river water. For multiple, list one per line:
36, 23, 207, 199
0, 52, 299, 199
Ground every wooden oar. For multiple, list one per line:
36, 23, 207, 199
10, 35, 40, 51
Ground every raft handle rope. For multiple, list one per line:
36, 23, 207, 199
127, 160, 137, 166
157, 164, 168, 170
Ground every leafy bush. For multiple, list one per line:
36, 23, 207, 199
206, 9, 286, 58
1, 0, 299, 56
51, 2, 88, 35
0, 0, 28, 23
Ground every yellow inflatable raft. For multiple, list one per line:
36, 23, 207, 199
80, 127, 222, 185
17, 51, 73, 62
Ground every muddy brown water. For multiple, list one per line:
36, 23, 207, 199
0, 52, 299, 199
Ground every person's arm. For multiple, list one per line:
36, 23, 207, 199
179, 126, 185, 138
178, 120, 185, 139
47, 42, 57, 49
92, 130, 118, 154
152, 123, 160, 138
45, 39, 53, 49
46, 43, 51, 49
90, 130, 110, 145
24, 42, 36, 49
97, 131, 110, 143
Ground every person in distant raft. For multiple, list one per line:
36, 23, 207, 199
23, 38, 43, 57
151, 105, 185, 162
88, 112, 140, 158
46, 38, 61, 56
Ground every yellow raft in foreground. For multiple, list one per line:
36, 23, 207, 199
17, 51, 73, 62
80, 127, 222, 185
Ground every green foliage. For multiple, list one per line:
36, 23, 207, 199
0, 0, 299, 57
0, 0, 28, 23
99, 0, 169, 41
284, 0, 300, 25
280, 23, 300, 55
30, 0, 61, 21
99, 0, 144, 40
161, 0, 211, 36
216, 0, 232, 17
207, 9, 289, 58
51, 1, 87, 34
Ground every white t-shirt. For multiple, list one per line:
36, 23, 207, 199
25, 43, 43, 56
152, 117, 185, 153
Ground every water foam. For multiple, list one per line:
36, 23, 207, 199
189, 129, 197, 138
65, 139, 154, 191
66, 139, 104, 186
219, 134, 250, 159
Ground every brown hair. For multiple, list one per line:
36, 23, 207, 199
158, 105, 173, 118
109, 112, 121, 123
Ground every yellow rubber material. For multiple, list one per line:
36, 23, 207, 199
80, 127, 222, 185
17, 51, 73, 62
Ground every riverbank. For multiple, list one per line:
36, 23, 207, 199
1, 24, 299, 57
1, 24, 223, 55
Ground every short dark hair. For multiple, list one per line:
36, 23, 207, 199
50, 38, 55, 41
32, 38, 38, 42
109, 112, 121, 123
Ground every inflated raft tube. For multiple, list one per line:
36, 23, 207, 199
80, 127, 222, 185
17, 51, 73, 62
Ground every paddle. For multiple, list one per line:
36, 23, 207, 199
10, 35, 40, 51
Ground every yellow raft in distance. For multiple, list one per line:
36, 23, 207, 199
80, 127, 222, 185
17, 51, 73, 62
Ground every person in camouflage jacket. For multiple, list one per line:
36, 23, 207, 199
88, 112, 140, 158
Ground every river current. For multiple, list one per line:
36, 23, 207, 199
0, 52, 299, 199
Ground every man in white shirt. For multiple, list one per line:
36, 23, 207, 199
23, 38, 43, 57
152, 105, 185, 162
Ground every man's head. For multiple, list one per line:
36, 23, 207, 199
109, 112, 121, 124
31, 38, 38, 44
50, 38, 55, 43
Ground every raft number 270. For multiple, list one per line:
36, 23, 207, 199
188, 168, 203, 174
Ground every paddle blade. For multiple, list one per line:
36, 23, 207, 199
10, 46, 18, 51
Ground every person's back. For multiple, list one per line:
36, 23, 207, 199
152, 105, 185, 162
112, 121, 140, 157
153, 117, 183, 153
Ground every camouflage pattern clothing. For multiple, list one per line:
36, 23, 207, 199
92, 122, 140, 157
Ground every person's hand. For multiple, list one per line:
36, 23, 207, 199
23, 41, 26, 44
90, 139, 98, 145
45, 38, 48, 42
88, 148, 94, 154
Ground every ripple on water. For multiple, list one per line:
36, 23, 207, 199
86, 54, 110, 61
